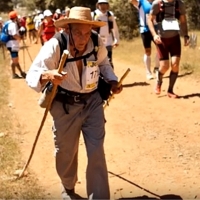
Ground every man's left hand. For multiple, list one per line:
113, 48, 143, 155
184, 35, 190, 46
109, 81, 123, 94
113, 43, 119, 48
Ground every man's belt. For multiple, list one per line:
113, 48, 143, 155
55, 87, 97, 105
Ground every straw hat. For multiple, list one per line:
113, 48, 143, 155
54, 6, 106, 28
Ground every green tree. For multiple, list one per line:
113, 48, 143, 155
185, 0, 200, 29
110, 0, 139, 39
0, 0, 14, 12
4, 0, 200, 39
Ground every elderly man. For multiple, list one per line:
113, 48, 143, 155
26, 6, 122, 200
148, 0, 189, 98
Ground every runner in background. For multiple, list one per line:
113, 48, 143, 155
148, 0, 190, 98
34, 10, 42, 34
6, 11, 26, 79
36, 13, 45, 46
36, 10, 56, 45
92, 0, 119, 69
26, 13, 37, 44
53, 8, 62, 20
129, 0, 160, 80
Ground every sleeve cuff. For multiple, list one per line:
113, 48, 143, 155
26, 69, 46, 93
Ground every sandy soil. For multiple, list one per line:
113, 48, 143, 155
8, 41, 200, 199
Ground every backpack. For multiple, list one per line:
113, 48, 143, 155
93, 10, 113, 34
0, 21, 12, 43
54, 31, 112, 101
156, 0, 180, 23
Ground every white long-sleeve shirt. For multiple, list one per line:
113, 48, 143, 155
26, 32, 118, 93
6, 20, 20, 50
92, 9, 120, 46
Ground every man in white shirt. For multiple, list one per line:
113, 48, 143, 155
129, 0, 160, 80
6, 11, 26, 79
92, 0, 120, 68
26, 6, 122, 200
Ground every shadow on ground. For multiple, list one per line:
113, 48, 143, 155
157, 93, 200, 99
179, 93, 200, 99
118, 194, 182, 200
20, 46, 30, 50
163, 71, 193, 79
108, 171, 182, 200
123, 82, 150, 88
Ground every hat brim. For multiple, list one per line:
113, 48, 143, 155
54, 18, 106, 28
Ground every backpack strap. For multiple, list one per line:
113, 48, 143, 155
107, 10, 112, 17
53, 32, 67, 60
175, 0, 180, 19
156, 0, 164, 23
53, 31, 99, 66
93, 11, 97, 20
90, 31, 99, 60
156, 0, 180, 22
107, 11, 113, 33
92, 11, 100, 33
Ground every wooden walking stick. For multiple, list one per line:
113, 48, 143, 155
1, 43, 6, 60
23, 39, 33, 62
104, 68, 131, 109
15, 50, 69, 179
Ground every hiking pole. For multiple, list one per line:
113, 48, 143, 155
22, 41, 25, 71
22, 39, 33, 62
14, 50, 69, 179
104, 68, 131, 109
108, 171, 161, 199
1, 43, 6, 60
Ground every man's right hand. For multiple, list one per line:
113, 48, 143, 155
153, 34, 162, 44
40, 70, 67, 85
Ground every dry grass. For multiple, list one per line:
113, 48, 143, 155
113, 31, 200, 76
0, 51, 45, 199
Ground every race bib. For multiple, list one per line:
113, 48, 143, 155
85, 61, 99, 90
100, 35, 107, 45
162, 19, 180, 31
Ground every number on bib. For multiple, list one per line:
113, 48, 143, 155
85, 61, 99, 90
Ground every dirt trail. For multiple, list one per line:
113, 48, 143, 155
8, 42, 200, 199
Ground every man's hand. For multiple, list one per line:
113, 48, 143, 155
184, 35, 190, 46
40, 70, 67, 85
113, 43, 119, 48
109, 81, 123, 94
153, 34, 162, 44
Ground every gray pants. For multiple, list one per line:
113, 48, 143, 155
50, 91, 110, 199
